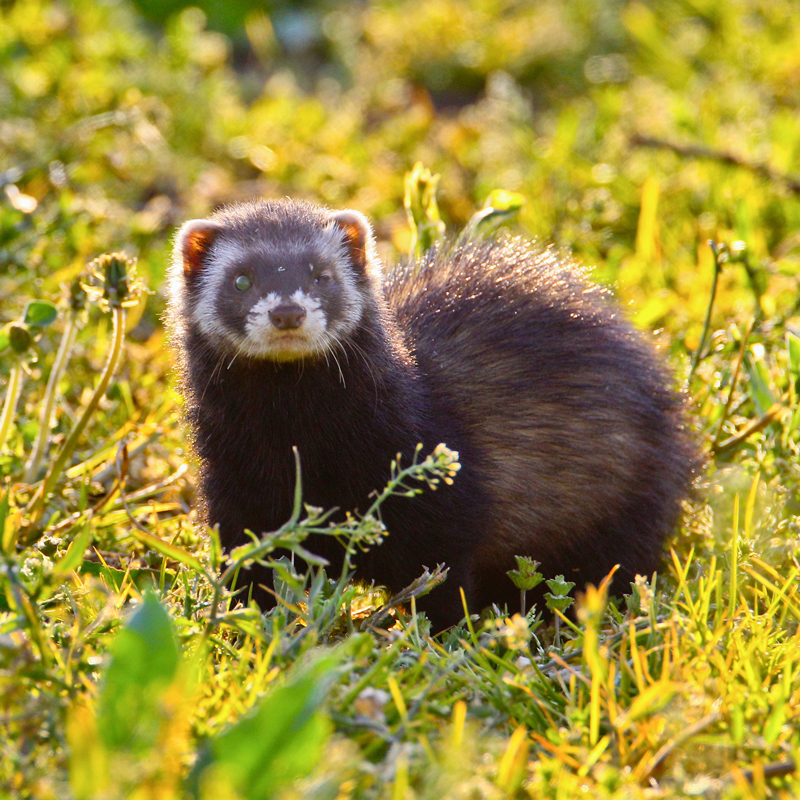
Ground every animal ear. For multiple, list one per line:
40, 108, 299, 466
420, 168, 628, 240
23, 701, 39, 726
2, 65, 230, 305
329, 210, 374, 271
174, 219, 223, 279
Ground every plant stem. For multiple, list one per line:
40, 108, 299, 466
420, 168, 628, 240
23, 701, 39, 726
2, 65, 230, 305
29, 307, 126, 523
24, 312, 79, 483
0, 362, 24, 452
688, 241, 722, 382
711, 320, 753, 451
713, 402, 784, 455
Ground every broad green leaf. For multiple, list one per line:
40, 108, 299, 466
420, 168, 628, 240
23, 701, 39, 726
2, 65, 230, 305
23, 300, 58, 329
97, 592, 180, 752
205, 655, 339, 799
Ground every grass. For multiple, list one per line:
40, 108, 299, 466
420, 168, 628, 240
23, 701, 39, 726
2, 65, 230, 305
1, 0, 800, 797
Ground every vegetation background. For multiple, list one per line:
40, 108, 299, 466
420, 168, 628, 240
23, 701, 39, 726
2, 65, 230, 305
1, 0, 799, 797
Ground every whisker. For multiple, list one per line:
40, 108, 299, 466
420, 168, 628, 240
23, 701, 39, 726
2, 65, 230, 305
329, 345, 346, 387
336, 334, 380, 401
227, 340, 249, 370
200, 350, 228, 404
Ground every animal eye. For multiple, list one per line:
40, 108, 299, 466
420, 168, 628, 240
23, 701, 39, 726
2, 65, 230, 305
314, 272, 332, 285
235, 275, 251, 291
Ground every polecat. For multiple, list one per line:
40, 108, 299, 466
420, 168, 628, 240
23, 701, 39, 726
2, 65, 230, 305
167, 198, 698, 630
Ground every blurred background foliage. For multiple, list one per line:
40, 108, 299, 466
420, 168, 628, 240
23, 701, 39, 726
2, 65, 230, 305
2, 0, 799, 344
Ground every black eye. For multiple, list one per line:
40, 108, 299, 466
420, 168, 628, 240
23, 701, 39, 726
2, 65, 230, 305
314, 272, 332, 285
235, 275, 251, 291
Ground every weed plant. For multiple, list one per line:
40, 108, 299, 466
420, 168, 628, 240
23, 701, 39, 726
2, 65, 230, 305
1, 1, 800, 798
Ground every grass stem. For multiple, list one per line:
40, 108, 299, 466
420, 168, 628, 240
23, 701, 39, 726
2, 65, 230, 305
712, 320, 753, 450
688, 241, 723, 382
29, 307, 126, 523
24, 311, 79, 483
0, 362, 24, 453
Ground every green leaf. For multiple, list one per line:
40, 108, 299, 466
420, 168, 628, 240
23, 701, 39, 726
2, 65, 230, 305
271, 555, 308, 606
787, 332, 800, 374
0, 488, 10, 555
545, 575, 576, 596
404, 162, 445, 256
204, 655, 339, 799
764, 688, 786, 744
0, 327, 9, 353
97, 592, 180, 753
743, 347, 775, 416
461, 189, 525, 242
787, 405, 800, 436
126, 524, 206, 572
616, 680, 680, 725
544, 575, 576, 614
731, 703, 745, 745
787, 332, 800, 400
8, 322, 32, 354
23, 301, 58, 329
53, 524, 93, 577
483, 189, 525, 214
507, 555, 543, 590
78, 562, 158, 593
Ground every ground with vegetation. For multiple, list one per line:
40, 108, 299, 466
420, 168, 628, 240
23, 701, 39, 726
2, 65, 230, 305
1, 0, 800, 797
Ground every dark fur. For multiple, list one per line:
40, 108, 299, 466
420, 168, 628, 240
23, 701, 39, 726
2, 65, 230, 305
169, 199, 698, 630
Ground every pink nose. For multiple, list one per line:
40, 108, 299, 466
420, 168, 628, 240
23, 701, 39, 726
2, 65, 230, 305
269, 304, 306, 330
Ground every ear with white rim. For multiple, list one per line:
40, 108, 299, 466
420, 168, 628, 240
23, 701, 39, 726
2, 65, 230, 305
174, 219, 224, 280
329, 209, 376, 273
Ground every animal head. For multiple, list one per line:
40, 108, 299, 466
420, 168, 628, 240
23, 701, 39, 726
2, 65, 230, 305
170, 200, 380, 361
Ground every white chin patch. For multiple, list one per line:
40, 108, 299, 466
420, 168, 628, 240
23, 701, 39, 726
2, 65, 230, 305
242, 290, 330, 360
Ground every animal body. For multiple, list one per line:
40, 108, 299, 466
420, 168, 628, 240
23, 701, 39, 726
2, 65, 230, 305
168, 199, 697, 631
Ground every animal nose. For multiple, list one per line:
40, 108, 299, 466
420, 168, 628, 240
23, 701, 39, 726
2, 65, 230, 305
269, 304, 306, 330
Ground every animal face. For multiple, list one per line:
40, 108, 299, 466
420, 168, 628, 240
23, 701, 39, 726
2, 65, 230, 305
170, 203, 376, 361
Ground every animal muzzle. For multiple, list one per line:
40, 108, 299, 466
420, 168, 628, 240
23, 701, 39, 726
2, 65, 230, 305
269, 304, 306, 330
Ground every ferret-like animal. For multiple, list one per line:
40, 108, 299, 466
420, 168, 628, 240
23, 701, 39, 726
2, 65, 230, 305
168, 199, 697, 630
